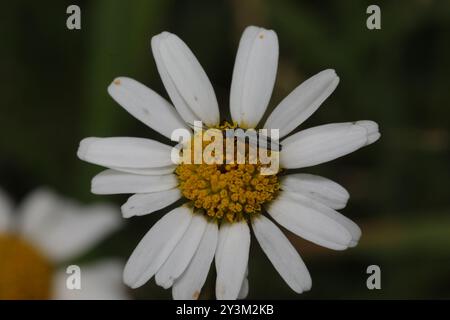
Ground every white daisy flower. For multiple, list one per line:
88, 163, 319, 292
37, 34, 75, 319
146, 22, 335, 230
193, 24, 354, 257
77, 25, 380, 300
0, 188, 127, 300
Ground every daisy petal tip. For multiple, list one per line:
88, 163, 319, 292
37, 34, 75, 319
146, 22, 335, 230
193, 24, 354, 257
150, 34, 159, 49
265, 28, 278, 39
367, 131, 381, 145
250, 25, 277, 35
109, 77, 124, 88
150, 32, 167, 51
244, 25, 265, 34
349, 225, 362, 248
90, 173, 117, 195
153, 31, 179, 48
122, 270, 135, 289
356, 120, 379, 133
171, 288, 189, 301
324, 69, 340, 88
333, 74, 340, 86
106, 79, 121, 99
160, 30, 173, 38
305, 270, 313, 288
159, 280, 174, 290
128, 282, 142, 290
304, 279, 312, 292
245, 25, 258, 31
323, 68, 338, 78
215, 283, 231, 300
123, 269, 145, 290
356, 120, 381, 145
341, 236, 361, 250
120, 203, 133, 219
155, 275, 169, 289
90, 177, 100, 195
348, 239, 359, 248
151, 30, 171, 42
76, 137, 96, 161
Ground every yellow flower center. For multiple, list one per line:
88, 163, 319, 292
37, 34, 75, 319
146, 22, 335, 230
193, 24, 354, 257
175, 122, 281, 223
0, 233, 53, 299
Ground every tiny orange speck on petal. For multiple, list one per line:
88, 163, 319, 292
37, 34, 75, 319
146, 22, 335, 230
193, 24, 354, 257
192, 291, 200, 299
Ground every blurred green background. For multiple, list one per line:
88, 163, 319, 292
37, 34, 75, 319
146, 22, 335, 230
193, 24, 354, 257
1, 0, 449, 299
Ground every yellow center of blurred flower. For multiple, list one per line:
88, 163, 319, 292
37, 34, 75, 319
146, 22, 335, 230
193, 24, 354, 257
0, 234, 52, 299
175, 122, 280, 223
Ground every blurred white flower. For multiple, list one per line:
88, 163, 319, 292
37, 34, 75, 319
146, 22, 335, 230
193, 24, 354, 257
77, 26, 380, 299
0, 188, 127, 300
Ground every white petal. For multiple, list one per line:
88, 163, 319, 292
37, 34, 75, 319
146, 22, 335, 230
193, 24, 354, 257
172, 221, 218, 300
215, 221, 250, 300
0, 188, 13, 232
252, 215, 312, 293
289, 192, 361, 247
281, 173, 349, 210
238, 279, 249, 299
151, 33, 196, 125
123, 206, 192, 288
151, 32, 220, 127
17, 188, 59, 236
264, 69, 339, 138
108, 77, 189, 139
266, 191, 357, 250
357, 120, 381, 144
285, 191, 361, 248
230, 26, 278, 128
281, 121, 380, 169
121, 188, 181, 218
156, 214, 207, 289
111, 165, 176, 176
91, 169, 178, 195
19, 189, 121, 262
52, 260, 128, 300
77, 137, 174, 169
237, 267, 249, 299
